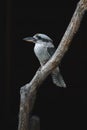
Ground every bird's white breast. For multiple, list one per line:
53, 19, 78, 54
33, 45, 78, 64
34, 43, 50, 65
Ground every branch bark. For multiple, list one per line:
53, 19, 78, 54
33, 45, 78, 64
18, 0, 87, 130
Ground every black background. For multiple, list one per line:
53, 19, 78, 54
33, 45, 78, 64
1, 0, 87, 129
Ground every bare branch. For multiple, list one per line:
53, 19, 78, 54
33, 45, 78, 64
18, 1, 87, 130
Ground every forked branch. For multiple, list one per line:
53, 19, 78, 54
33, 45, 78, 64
18, 1, 87, 130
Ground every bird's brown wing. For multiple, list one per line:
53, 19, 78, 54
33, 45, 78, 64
47, 47, 56, 57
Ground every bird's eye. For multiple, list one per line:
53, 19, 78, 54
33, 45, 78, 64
37, 36, 41, 39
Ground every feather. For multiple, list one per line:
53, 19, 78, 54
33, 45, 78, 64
47, 47, 66, 87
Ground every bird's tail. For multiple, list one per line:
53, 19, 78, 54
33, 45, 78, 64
51, 67, 66, 87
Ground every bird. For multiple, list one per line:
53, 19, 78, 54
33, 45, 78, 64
23, 33, 66, 87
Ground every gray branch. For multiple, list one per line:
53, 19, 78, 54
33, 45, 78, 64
18, 0, 87, 130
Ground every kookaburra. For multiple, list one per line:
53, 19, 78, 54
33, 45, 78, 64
23, 33, 66, 87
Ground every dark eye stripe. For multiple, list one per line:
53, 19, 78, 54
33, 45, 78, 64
36, 35, 52, 42
42, 38, 50, 42
36, 35, 41, 39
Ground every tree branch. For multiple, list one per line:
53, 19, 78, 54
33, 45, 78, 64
18, 0, 87, 130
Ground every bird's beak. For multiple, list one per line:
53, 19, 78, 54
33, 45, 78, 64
23, 37, 36, 43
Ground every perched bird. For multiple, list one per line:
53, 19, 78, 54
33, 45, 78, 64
23, 33, 66, 87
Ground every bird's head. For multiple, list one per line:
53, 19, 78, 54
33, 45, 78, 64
23, 33, 53, 44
